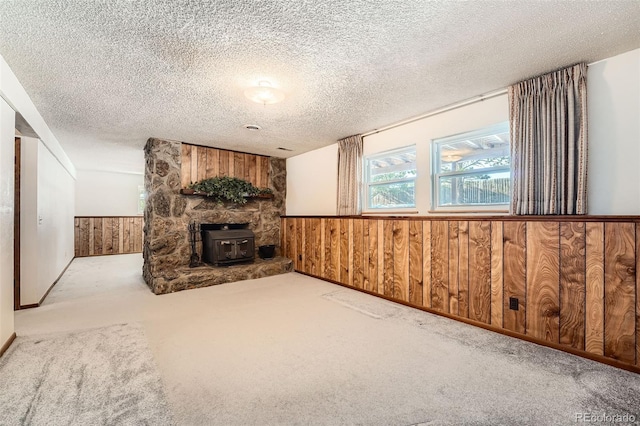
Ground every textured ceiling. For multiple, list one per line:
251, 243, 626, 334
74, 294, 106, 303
1, 1, 639, 174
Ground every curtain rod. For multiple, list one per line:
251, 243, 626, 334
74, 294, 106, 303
362, 59, 601, 138
361, 88, 508, 137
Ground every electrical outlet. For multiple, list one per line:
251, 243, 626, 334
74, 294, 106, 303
509, 297, 519, 311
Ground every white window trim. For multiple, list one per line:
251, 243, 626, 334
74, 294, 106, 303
362, 145, 417, 213
431, 122, 510, 212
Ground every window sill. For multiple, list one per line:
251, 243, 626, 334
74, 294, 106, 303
362, 210, 419, 215
428, 209, 509, 214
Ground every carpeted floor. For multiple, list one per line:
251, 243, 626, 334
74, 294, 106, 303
8, 254, 640, 425
0, 322, 174, 425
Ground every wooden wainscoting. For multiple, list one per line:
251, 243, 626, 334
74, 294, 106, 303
281, 216, 640, 373
74, 216, 143, 257
180, 143, 270, 189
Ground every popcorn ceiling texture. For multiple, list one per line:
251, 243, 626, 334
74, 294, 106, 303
0, 1, 639, 173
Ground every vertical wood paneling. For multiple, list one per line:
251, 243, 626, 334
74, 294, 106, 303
75, 217, 143, 257
190, 146, 198, 183
320, 219, 326, 279
304, 218, 312, 274
340, 219, 350, 285
353, 219, 364, 289
559, 222, 586, 350
218, 150, 229, 177
585, 222, 605, 356
118, 217, 125, 253
458, 221, 469, 318
362, 220, 370, 291
181, 144, 192, 188
88, 218, 95, 256
503, 221, 526, 334
312, 218, 322, 277
490, 221, 504, 328
431, 221, 449, 313
260, 157, 270, 189
393, 220, 409, 302
93, 218, 103, 255
227, 150, 235, 176
422, 221, 432, 309
327, 219, 340, 282
180, 143, 271, 188
206, 149, 219, 177
112, 217, 121, 254
366, 220, 379, 293
383, 221, 394, 298
282, 218, 288, 259
103, 218, 113, 254
526, 222, 560, 343
122, 218, 131, 253
296, 218, 304, 271
448, 221, 459, 315
604, 223, 636, 364
280, 216, 640, 371
245, 154, 257, 186
197, 147, 207, 182
286, 218, 296, 263
348, 219, 354, 287
469, 221, 491, 324
234, 152, 244, 181
409, 221, 423, 306
377, 220, 384, 295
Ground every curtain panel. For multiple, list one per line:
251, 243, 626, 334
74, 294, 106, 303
509, 63, 588, 215
336, 134, 363, 216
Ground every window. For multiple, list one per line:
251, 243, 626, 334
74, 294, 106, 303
364, 145, 417, 210
432, 123, 510, 209
138, 185, 146, 215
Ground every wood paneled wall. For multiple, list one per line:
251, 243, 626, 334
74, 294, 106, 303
181, 143, 270, 189
281, 216, 640, 372
74, 216, 143, 257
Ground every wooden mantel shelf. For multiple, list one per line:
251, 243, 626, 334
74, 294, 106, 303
179, 188, 274, 200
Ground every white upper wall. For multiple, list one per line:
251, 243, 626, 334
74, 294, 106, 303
75, 170, 143, 216
19, 139, 75, 306
286, 144, 338, 216
0, 98, 15, 346
587, 49, 640, 215
286, 48, 640, 216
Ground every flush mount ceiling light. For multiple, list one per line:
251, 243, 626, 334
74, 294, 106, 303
244, 81, 285, 105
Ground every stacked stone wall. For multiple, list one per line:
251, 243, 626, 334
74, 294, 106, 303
143, 138, 291, 294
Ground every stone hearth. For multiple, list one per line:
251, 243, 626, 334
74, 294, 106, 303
143, 138, 292, 295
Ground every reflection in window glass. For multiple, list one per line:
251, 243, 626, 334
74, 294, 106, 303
432, 123, 510, 208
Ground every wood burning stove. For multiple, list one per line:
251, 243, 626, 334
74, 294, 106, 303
201, 223, 255, 266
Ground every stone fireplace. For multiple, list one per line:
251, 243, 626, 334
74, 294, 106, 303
142, 138, 292, 295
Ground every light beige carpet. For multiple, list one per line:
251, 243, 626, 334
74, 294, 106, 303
0, 323, 173, 425
11, 254, 640, 425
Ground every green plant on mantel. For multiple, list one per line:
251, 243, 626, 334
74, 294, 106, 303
188, 176, 272, 204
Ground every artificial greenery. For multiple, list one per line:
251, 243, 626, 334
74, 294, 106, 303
188, 176, 272, 204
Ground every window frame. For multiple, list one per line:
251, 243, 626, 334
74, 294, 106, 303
363, 145, 417, 212
431, 122, 510, 211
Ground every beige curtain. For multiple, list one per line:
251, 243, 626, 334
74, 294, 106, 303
337, 134, 363, 216
509, 63, 588, 215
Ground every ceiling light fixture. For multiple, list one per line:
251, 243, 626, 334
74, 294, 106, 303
443, 155, 462, 162
243, 124, 262, 131
244, 81, 285, 105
